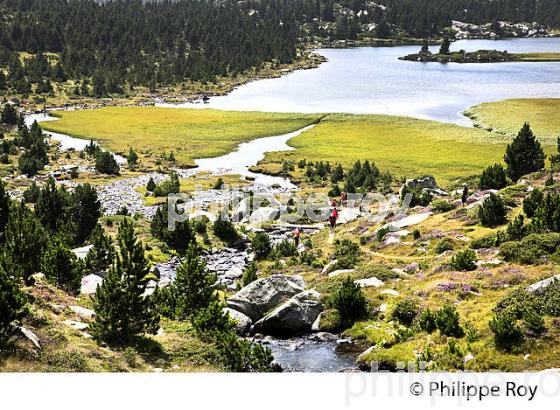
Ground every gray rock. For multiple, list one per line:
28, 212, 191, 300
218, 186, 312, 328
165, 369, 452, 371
63, 320, 89, 331
251, 290, 323, 336
72, 245, 93, 260
328, 269, 355, 278
18, 326, 41, 350
223, 308, 252, 335
81, 274, 103, 295
355, 277, 384, 288
249, 207, 279, 224
526, 275, 560, 293
69, 305, 96, 321
227, 274, 306, 321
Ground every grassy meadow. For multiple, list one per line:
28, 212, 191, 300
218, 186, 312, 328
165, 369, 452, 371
466, 99, 560, 144
256, 113, 515, 186
41, 107, 321, 167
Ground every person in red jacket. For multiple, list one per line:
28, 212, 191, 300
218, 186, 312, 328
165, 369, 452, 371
329, 207, 339, 234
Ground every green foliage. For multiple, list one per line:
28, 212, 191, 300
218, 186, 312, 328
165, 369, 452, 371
0, 252, 28, 345
478, 193, 507, 227
391, 298, 419, 326
450, 249, 477, 271
504, 123, 545, 181
434, 304, 464, 337
146, 177, 156, 192
327, 277, 368, 328
4, 201, 48, 281
431, 199, 454, 213
166, 246, 217, 320
192, 300, 235, 337
22, 181, 40, 204
522, 310, 546, 336
153, 172, 180, 197
506, 214, 527, 241
215, 331, 274, 372
16, 122, 49, 176
42, 240, 83, 294
418, 308, 437, 333
91, 219, 159, 344
213, 177, 224, 190
535, 192, 560, 232
400, 184, 433, 207
500, 233, 560, 264
0, 180, 10, 241
523, 189, 544, 218
439, 36, 450, 54
412, 229, 421, 240
251, 232, 271, 260
151, 201, 196, 254
212, 218, 239, 244
489, 311, 524, 352
84, 224, 115, 274
479, 163, 508, 189
1, 104, 18, 125
127, 147, 138, 166
95, 151, 120, 175
241, 262, 258, 287
271, 239, 297, 258
434, 237, 454, 254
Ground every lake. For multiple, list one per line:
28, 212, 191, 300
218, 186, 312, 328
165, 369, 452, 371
165, 38, 560, 125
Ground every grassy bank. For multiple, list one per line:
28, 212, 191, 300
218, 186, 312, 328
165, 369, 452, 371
466, 99, 560, 144
516, 52, 560, 62
40, 107, 321, 167
255, 114, 515, 186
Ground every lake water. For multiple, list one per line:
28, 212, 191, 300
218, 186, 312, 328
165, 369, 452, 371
165, 38, 560, 126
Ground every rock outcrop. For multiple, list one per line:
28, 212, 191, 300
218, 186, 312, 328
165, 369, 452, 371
252, 290, 323, 336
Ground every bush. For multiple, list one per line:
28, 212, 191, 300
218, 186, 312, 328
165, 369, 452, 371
212, 218, 239, 243
522, 310, 546, 337
435, 237, 454, 254
327, 277, 368, 327
400, 184, 432, 207
413, 229, 421, 240
506, 215, 527, 241
95, 151, 120, 175
0, 255, 28, 345
431, 199, 454, 213
523, 189, 544, 218
489, 311, 524, 352
434, 304, 464, 337
42, 240, 83, 294
500, 233, 560, 264
146, 177, 156, 192
251, 232, 271, 260
241, 262, 258, 287
391, 298, 418, 326
153, 172, 180, 197
418, 308, 437, 333
215, 331, 274, 372
478, 193, 507, 227
272, 239, 297, 258
479, 163, 508, 190
450, 249, 477, 271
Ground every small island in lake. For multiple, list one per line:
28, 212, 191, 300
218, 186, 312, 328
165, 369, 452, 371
400, 40, 560, 63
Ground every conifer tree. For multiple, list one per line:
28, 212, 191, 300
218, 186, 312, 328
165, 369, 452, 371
0, 180, 10, 242
42, 240, 83, 294
90, 219, 159, 344
504, 123, 545, 181
0, 252, 27, 345
71, 183, 102, 244
85, 223, 115, 274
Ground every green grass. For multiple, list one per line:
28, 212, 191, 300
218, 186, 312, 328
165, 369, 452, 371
257, 113, 515, 186
515, 52, 560, 62
466, 99, 560, 144
40, 107, 321, 167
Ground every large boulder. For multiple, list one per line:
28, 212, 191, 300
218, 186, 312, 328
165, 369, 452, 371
251, 290, 323, 336
80, 274, 103, 295
227, 274, 306, 321
526, 275, 560, 293
223, 307, 252, 335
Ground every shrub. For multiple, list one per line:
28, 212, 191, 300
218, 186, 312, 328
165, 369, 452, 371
272, 239, 297, 258
212, 218, 239, 243
434, 304, 464, 337
193, 300, 235, 337
479, 163, 508, 190
391, 298, 418, 326
327, 277, 368, 327
478, 193, 507, 227
42, 240, 83, 294
431, 199, 454, 213
251, 232, 271, 259
500, 233, 560, 264
241, 262, 258, 287
450, 249, 477, 271
192, 217, 208, 235
413, 229, 421, 240
435, 237, 454, 254
418, 308, 437, 333
153, 172, 180, 197
489, 311, 524, 352
522, 310, 546, 337
523, 189, 544, 218
215, 330, 274, 372
535, 192, 560, 232
146, 177, 156, 192
400, 184, 432, 207
376, 226, 391, 241
0, 255, 28, 345
95, 151, 120, 175
213, 177, 224, 190
506, 215, 527, 241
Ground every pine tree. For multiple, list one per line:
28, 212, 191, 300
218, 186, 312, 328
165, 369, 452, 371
95, 151, 120, 175
70, 183, 102, 245
35, 178, 70, 235
42, 240, 83, 294
0, 180, 11, 242
439, 36, 451, 54
146, 177, 156, 192
127, 147, 138, 166
504, 123, 545, 181
90, 219, 159, 344
85, 224, 115, 274
0, 252, 28, 345
4, 202, 48, 282
1, 104, 18, 125
480, 163, 508, 190
173, 245, 217, 319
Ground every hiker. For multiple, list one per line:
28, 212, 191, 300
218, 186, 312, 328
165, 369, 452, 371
461, 183, 469, 206
329, 207, 339, 234
293, 227, 302, 248
340, 192, 347, 206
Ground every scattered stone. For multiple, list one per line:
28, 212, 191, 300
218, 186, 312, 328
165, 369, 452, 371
18, 326, 41, 350
30, 273, 46, 283
380, 289, 399, 296
357, 346, 376, 363
72, 245, 93, 260
464, 353, 475, 364
354, 277, 384, 288
321, 259, 338, 275
81, 274, 103, 295
69, 305, 96, 321
63, 320, 89, 331
526, 275, 560, 293
310, 332, 339, 342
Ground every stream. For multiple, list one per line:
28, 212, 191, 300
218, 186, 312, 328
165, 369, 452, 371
26, 112, 358, 372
